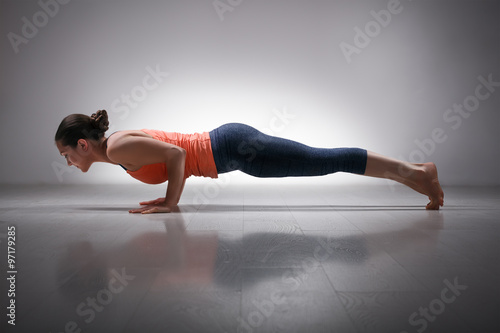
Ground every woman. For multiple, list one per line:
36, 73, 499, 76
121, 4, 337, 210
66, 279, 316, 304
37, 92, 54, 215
54, 110, 444, 213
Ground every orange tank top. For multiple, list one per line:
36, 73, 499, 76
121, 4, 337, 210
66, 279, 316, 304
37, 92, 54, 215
125, 129, 218, 184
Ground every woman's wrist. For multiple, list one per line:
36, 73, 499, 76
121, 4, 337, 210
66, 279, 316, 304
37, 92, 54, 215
164, 200, 178, 207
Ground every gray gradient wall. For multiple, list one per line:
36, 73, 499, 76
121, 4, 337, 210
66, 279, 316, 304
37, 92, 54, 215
1, 0, 499, 186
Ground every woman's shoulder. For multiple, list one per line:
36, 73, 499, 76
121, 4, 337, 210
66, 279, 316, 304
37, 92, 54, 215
106, 130, 154, 155
106, 130, 156, 169
107, 130, 153, 145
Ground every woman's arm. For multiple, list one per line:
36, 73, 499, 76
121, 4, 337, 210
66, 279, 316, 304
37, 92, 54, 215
163, 148, 186, 207
177, 177, 187, 204
136, 177, 186, 208
107, 135, 186, 213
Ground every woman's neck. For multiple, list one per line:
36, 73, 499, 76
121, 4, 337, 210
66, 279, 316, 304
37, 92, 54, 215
93, 137, 116, 164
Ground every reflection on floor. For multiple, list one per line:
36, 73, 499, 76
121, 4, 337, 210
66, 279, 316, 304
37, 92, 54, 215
0, 183, 499, 333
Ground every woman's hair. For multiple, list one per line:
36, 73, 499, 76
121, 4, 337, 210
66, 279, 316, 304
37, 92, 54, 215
55, 110, 110, 147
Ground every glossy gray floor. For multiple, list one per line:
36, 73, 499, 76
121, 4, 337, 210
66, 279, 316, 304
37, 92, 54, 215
0, 183, 499, 333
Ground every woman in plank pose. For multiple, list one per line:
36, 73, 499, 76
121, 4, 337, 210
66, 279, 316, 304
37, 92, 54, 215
55, 110, 444, 213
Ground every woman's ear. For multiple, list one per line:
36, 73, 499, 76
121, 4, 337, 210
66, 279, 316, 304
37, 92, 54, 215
77, 138, 89, 152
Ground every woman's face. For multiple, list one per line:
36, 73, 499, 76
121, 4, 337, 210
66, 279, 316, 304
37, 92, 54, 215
56, 139, 93, 172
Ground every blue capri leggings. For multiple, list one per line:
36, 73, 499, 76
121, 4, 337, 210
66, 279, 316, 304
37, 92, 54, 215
208, 123, 367, 177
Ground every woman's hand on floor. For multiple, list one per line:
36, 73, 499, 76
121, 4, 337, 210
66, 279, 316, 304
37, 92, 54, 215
129, 204, 175, 214
138, 197, 166, 206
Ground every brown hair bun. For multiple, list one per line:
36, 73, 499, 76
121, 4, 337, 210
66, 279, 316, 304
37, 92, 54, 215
90, 110, 109, 132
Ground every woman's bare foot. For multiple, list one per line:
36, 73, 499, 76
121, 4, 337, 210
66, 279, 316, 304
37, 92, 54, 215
364, 151, 444, 210
411, 162, 444, 210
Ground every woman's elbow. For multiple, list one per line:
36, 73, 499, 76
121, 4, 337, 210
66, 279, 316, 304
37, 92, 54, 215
177, 147, 186, 157
169, 147, 186, 162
